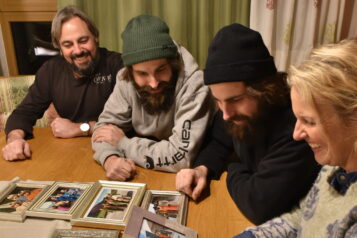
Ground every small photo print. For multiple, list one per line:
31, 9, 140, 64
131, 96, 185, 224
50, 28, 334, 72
0, 186, 43, 214
148, 195, 180, 222
84, 187, 136, 220
123, 206, 197, 238
71, 181, 146, 230
26, 182, 93, 220
39, 187, 84, 212
139, 218, 186, 238
141, 190, 188, 225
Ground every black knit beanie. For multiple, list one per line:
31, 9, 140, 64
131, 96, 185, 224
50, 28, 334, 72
204, 24, 277, 85
121, 14, 177, 66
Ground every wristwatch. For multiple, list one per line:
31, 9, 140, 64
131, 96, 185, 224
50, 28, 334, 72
80, 122, 90, 136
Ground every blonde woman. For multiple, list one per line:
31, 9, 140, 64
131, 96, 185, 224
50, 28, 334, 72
235, 39, 357, 237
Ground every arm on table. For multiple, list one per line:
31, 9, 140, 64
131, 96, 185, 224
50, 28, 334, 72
176, 111, 234, 200
2, 129, 31, 161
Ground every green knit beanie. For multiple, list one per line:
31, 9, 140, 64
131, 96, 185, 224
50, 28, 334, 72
121, 14, 177, 66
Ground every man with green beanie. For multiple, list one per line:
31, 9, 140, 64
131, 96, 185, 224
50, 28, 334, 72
92, 14, 215, 181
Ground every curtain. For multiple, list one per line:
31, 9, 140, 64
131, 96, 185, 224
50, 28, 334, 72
57, 0, 250, 69
0, 28, 9, 76
250, 0, 357, 72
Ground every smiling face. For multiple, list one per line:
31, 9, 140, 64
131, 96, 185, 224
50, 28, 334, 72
59, 16, 98, 77
291, 87, 356, 170
131, 58, 176, 114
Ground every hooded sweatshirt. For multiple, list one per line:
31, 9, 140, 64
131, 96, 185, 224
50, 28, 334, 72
93, 45, 215, 172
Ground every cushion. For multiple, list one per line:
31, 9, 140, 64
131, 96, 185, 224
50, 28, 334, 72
0, 75, 48, 131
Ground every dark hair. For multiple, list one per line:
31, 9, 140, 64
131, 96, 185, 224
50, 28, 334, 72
121, 56, 183, 82
245, 72, 289, 107
51, 5, 99, 49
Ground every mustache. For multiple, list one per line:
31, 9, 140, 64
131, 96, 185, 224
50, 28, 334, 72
137, 81, 172, 95
71, 51, 90, 60
227, 114, 250, 122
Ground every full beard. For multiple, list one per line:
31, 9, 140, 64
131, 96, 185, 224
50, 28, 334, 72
69, 49, 99, 77
133, 77, 177, 115
225, 104, 267, 144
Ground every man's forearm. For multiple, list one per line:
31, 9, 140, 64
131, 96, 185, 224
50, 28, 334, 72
88, 121, 96, 135
6, 129, 25, 143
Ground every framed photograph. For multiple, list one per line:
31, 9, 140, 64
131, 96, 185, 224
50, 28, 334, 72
71, 180, 146, 230
53, 229, 120, 238
141, 190, 188, 225
0, 181, 50, 222
26, 181, 93, 220
123, 206, 197, 238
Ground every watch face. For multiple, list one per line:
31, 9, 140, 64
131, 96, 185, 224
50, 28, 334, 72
80, 123, 90, 132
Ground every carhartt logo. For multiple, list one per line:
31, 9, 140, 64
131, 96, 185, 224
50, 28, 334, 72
145, 120, 192, 168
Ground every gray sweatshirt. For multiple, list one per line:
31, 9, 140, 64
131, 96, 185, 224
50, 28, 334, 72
92, 45, 215, 172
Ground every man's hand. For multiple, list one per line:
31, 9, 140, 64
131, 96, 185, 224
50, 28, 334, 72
92, 124, 126, 146
50, 117, 81, 138
2, 130, 31, 161
176, 165, 209, 201
103, 155, 136, 181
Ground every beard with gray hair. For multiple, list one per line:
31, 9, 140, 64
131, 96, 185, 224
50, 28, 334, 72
69, 48, 100, 77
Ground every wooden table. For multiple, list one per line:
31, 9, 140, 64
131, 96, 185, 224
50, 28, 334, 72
0, 128, 252, 237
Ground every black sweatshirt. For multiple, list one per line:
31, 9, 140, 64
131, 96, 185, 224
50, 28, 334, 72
194, 104, 321, 225
5, 48, 123, 139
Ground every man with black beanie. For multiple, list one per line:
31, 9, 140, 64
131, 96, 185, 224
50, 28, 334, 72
176, 24, 321, 225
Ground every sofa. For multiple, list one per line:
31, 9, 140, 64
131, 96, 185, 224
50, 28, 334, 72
0, 75, 48, 131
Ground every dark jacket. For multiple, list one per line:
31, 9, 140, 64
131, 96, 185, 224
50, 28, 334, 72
5, 48, 123, 139
194, 104, 321, 225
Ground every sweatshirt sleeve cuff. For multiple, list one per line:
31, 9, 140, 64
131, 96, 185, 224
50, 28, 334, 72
117, 135, 130, 152
93, 142, 123, 166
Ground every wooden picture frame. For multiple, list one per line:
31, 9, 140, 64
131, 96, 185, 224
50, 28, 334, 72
141, 190, 188, 225
53, 229, 120, 238
0, 181, 50, 222
26, 181, 93, 220
123, 206, 197, 238
71, 180, 146, 230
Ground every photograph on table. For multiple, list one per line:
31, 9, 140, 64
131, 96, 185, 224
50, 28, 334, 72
54, 229, 120, 238
71, 180, 146, 229
0, 181, 50, 222
123, 206, 197, 238
26, 181, 93, 220
141, 190, 188, 225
